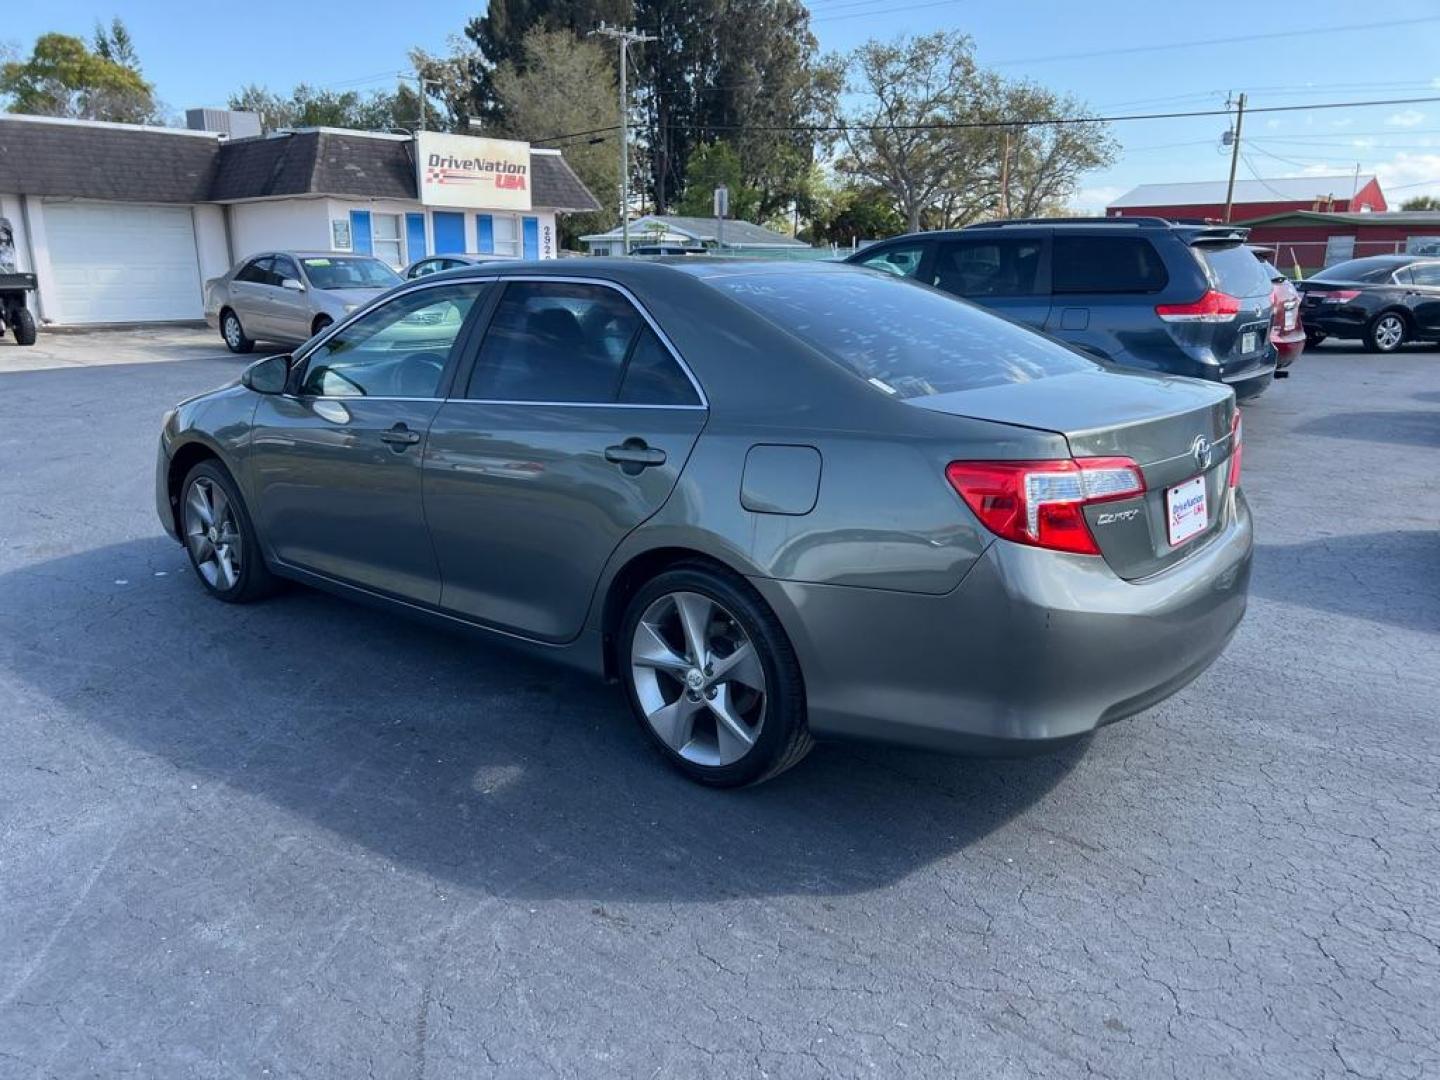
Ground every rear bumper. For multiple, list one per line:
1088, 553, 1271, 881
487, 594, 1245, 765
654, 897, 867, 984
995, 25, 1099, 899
752, 493, 1252, 754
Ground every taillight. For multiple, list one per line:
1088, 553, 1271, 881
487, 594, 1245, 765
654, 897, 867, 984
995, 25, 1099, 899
945, 457, 1145, 556
1318, 289, 1361, 304
1155, 290, 1242, 323
1228, 410, 1243, 489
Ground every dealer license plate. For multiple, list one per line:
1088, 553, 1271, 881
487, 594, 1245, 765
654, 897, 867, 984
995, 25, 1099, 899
1241, 330, 1258, 354
1166, 476, 1208, 547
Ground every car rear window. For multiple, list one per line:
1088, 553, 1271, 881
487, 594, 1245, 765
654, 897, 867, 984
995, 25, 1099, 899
1197, 243, 1274, 297
711, 270, 1095, 399
1311, 258, 1403, 284
1052, 235, 1168, 294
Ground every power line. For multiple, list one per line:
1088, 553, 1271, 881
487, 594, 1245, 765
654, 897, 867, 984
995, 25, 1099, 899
534, 93, 1440, 144
812, 0, 958, 21
992, 15, 1440, 65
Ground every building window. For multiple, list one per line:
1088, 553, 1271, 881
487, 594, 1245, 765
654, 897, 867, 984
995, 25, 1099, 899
492, 214, 520, 257
372, 213, 404, 267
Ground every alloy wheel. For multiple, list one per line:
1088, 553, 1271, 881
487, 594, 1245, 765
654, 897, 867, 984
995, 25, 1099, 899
1374, 315, 1404, 351
224, 315, 242, 349
630, 590, 767, 767
183, 477, 243, 591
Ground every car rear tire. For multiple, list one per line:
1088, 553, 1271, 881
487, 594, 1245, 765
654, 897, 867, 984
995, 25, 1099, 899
620, 564, 812, 787
1304, 329, 1326, 348
221, 309, 255, 354
10, 306, 37, 346
1364, 312, 1407, 353
179, 460, 277, 603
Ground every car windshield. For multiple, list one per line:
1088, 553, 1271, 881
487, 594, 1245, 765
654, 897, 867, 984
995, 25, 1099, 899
1311, 258, 1404, 284
711, 269, 1095, 398
301, 257, 402, 290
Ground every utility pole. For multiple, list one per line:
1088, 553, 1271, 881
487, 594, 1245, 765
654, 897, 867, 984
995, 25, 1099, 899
590, 23, 656, 255
1222, 92, 1246, 224
999, 129, 1012, 219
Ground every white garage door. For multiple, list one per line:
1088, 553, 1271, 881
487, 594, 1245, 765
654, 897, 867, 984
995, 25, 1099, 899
44, 202, 202, 324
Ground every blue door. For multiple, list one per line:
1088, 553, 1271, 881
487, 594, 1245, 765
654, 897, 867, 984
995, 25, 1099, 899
432, 211, 465, 255
349, 210, 372, 255
522, 216, 539, 260
475, 215, 495, 255
405, 213, 427, 262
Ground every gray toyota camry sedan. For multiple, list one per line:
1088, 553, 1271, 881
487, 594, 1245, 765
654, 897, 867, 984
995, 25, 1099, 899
157, 259, 1252, 786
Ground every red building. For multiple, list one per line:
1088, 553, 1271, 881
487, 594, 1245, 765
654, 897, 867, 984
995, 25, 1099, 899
1107, 174, 1387, 221
1237, 210, 1440, 276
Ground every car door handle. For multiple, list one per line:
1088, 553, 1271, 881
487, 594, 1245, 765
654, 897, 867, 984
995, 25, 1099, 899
604, 440, 667, 472
380, 424, 422, 447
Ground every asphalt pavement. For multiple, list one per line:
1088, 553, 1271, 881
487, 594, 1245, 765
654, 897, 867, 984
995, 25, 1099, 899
0, 330, 1436, 1079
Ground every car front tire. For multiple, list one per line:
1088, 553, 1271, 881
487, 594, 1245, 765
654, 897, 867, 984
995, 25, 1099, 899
620, 564, 812, 787
1364, 312, 1407, 353
179, 461, 276, 603
221, 309, 255, 354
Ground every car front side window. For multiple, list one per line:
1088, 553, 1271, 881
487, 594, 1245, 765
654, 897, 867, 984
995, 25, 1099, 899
298, 283, 487, 398
857, 243, 927, 278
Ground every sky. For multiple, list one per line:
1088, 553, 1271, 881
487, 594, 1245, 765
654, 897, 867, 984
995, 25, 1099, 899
6, 0, 1440, 209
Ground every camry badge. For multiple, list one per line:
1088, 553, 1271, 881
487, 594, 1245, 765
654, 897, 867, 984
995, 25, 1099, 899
1191, 435, 1213, 470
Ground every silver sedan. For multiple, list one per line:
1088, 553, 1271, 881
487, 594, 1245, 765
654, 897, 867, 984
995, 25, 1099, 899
204, 251, 403, 353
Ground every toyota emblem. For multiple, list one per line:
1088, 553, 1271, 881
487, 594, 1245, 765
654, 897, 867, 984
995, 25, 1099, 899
1191, 435, 1213, 470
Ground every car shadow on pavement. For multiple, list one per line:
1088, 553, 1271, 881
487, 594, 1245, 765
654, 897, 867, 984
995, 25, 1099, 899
1252, 531, 1440, 635
2, 537, 1085, 902
1293, 409, 1440, 449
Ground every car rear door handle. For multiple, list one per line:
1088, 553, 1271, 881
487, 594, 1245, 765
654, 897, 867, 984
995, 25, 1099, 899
380, 423, 422, 448
605, 440, 667, 473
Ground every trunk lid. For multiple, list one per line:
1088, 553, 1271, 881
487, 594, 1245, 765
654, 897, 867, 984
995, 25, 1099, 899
912, 367, 1237, 579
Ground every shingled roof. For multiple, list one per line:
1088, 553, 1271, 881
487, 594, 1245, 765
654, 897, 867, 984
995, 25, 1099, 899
0, 115, 219, 202
0, 116, 601, 212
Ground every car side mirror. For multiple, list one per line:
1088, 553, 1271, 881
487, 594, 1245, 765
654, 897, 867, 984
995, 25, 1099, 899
241, 353, 292, 395
281, 277, 305, 291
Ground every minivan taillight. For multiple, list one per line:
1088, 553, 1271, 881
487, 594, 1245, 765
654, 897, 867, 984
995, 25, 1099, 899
945, 458, 1145, 556
1155, 290, 1242, 323
1228, 410, 1243, 489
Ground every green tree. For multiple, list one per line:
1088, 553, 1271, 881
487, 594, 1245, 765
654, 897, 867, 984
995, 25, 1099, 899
464, 0, 631, 122
1, 30, 158, 123
229, 82, 428, 134
804, 181, 904, 246
92, 18, 140, 70
822, 32, 1115, 231
1401, 194, 1440, 211
491, 27, 621, 245
674, 141, 759, 221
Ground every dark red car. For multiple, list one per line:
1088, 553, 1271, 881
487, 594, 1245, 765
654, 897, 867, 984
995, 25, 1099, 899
1249, 245, 1304, 374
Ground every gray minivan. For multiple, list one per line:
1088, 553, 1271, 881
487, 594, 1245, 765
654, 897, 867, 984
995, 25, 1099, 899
846, 218, 1277, 400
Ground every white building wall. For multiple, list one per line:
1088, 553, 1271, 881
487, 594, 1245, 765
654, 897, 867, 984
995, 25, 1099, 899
191, 204, 231, 284
228, 198, 332, 260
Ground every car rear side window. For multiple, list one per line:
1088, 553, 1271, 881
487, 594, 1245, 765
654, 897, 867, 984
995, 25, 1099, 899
1408, 262, 1440, 286
713, 270, 1095, 399
1197, 243, 1273, 297
617, 327, 700, 406
236, 258, 274, 285
1052, 236, 1167, 294
467, 281, 645, 403
931, 238, 1041, 296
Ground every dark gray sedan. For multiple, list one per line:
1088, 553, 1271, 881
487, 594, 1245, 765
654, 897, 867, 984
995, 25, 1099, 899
157, 260, 1252, 786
